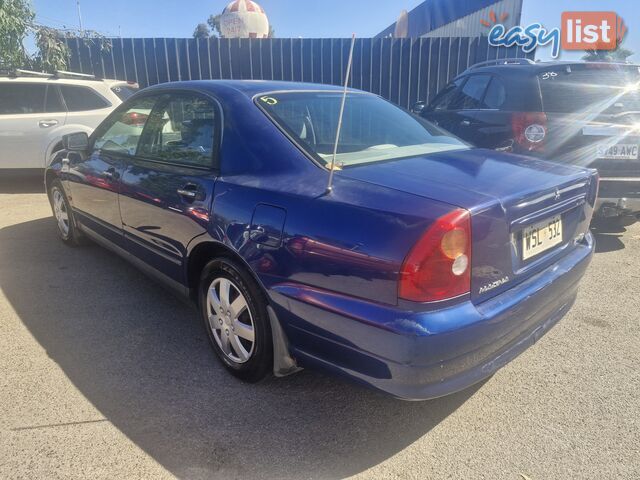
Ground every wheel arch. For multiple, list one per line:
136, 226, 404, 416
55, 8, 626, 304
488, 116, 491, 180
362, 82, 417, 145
186, 240, 267, 303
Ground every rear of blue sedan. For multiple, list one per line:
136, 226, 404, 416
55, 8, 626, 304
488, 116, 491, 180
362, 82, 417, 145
46, 81, 597, 400
252, 87, 597, 400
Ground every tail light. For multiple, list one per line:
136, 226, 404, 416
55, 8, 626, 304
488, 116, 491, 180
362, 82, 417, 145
399, 208, 471, 303
121, 111, 148, 126
512, 112, 547, 152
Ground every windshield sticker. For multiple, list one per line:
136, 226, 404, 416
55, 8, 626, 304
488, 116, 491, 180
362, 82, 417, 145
260, 96, 278, 106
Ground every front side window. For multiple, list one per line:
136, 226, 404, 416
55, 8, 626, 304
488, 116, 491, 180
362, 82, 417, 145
428, 78, 464, 111
137, 94, 217, 168
0, 83, 47, 114
60, 85, 110, 111
93, 97, 156, 155
257, 92, 467, 167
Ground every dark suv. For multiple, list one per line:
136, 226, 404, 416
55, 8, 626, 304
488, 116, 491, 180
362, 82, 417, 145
414, 59, 640, 223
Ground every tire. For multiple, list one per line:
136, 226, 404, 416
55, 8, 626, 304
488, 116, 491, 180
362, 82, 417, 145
199, 257, 273, 382
48, 179, 87, 246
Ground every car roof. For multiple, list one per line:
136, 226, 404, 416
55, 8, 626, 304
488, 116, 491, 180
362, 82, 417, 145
142, 80, 365, 99
459, 60, 640, 77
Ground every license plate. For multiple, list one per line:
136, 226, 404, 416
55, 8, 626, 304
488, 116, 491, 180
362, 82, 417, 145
522, 215, 563, 260
596, 143, 639, 160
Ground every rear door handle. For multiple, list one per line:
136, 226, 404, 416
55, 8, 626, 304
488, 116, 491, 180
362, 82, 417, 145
102, 167, 117, 181
460, 120, 471, 126
39, 119, 59, 128
177, 184, 199, 201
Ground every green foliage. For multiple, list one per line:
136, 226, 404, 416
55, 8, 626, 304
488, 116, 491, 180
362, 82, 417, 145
0, 0, 111, 73
582, 43, 635, 63
0, 0, 35, 69
207, 14, 222, 38
193, 23, 210, 39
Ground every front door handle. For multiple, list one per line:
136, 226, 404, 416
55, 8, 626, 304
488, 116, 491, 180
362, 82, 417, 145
39, 119, 59, 128
460, 119, 471, 126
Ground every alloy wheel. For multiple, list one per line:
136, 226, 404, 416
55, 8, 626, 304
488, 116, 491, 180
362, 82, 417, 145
206, 277, 255, 364
52, 189, 70, 237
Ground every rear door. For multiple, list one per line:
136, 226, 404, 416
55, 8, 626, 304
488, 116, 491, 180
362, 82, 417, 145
453, 74, 515, 149
0, 82, 67, 169
67, 96, 156, 246
118, 92, 220, 283
59, 84, 114, 131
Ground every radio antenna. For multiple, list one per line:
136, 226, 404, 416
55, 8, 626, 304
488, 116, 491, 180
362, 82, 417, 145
326, 33, 356, 194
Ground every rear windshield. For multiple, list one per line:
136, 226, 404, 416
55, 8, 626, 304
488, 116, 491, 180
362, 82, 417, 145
256, 92, 467, 167
111, 84, 139, 101
539, 65, 640, 114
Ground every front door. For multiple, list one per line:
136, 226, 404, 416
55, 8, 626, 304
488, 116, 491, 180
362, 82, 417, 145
118, 92, 220, 283
67, 96, 156, 245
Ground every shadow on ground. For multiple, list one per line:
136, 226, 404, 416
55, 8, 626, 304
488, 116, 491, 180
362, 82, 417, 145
0, 217, 477, 480
590, 219, 632, 254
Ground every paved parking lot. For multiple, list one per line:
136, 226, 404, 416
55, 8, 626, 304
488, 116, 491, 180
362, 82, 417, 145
0, 179, 639, 480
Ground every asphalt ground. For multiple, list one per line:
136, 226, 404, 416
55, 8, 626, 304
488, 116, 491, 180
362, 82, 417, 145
0, 177, 638, 479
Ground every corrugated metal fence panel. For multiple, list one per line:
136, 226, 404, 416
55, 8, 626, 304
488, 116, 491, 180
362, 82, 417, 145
64, 37, 534, 109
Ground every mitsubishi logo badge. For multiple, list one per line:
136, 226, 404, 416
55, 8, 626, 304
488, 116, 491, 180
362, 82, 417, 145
554, 188, 561, 201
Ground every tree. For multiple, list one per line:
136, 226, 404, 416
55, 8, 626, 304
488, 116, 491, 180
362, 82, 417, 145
207, 14, 222, 37
0, 0, 110, 72
0, 0, 34, 69
582, 42, 634, 63
193, 23, 210, 39
268, 24, 275, 38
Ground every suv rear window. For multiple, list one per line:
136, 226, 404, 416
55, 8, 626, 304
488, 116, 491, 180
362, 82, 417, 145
111, 84, 139, 101
60, 85, 110, 111
539, 65, 640, 113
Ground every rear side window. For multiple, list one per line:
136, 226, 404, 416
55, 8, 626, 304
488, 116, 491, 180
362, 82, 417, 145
539, 66, 640, 113
137, 94, 218, 168
45, 86, 65, 113
484, 77, 507, 109
0, 84, 46, 114
111, 84, 139, 101
458, 74, 491, 109
60, 85, 110, 111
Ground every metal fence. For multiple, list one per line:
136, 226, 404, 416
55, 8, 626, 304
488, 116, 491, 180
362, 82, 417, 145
65, 37, 533, 109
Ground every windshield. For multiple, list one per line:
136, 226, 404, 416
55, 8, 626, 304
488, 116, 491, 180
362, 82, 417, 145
256, 92, 467, 167
539, 65, 640, 114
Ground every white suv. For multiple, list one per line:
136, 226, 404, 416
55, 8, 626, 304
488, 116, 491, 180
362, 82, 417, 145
0, 70, 138, 173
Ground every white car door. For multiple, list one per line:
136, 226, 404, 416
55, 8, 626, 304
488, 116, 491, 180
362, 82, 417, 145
58, 84, 115, 131
0, 82, 67, 170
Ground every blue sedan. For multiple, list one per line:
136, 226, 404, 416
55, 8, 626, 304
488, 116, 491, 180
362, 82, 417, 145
45, 81, 597, 400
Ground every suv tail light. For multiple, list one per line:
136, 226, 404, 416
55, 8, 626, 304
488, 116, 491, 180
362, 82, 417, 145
399, 208, 471, 302
512, 112, 547, 152
121, 111, 148, 126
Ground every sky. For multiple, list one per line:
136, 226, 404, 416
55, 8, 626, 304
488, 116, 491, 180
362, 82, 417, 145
29, 0, 639, 61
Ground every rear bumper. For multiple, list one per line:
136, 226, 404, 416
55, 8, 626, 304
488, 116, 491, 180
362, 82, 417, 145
594, 178, 640, 216
270, 234, 594, 400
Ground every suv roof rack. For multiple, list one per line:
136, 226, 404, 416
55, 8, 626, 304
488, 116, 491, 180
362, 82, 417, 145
0, 69, 102, 81
466, 58, 535, 71
54, 70, 99, 80
6, 69, 54, 78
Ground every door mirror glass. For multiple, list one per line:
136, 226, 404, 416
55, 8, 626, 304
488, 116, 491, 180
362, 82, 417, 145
62, 132, 89, 151
412, 101, 426, 115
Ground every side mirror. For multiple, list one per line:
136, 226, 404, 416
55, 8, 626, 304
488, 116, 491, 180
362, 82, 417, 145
62, 132, 89, 151
412, 101, 427, 115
